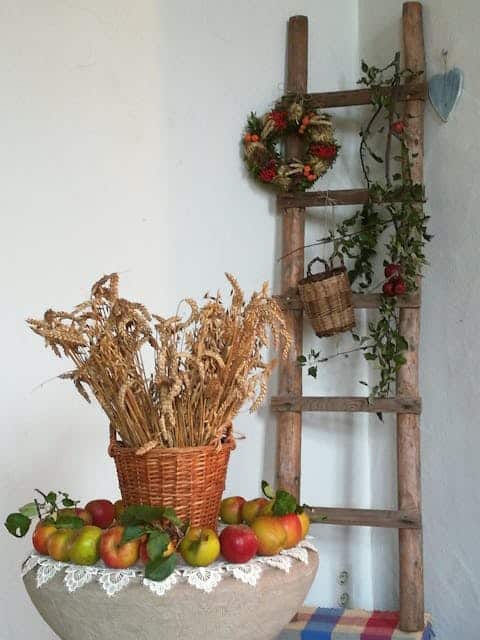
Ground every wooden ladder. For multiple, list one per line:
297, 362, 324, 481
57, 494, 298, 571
272, 3, 425, 632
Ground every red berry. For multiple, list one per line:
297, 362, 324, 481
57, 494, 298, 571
391, 120, 405, 135
394, 280, 407, 295
382, 282, 395, 297
384, 263, 401, 278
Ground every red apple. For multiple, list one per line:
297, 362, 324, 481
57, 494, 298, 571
47, 529, 78, 561
391, 120, 406, 135
85, 499, 115, 529
251, 516, 287, 556
278, 513, 302, 548
241, 498, 269, 525
219, 525, 258, 563
100, 526, 140, 569
384, 263, 401, 278
32, 521, 57, 555
219, 496, 246, 525
382, 281, 395, 297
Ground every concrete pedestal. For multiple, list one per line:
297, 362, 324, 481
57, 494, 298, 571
24, 550, 318, 640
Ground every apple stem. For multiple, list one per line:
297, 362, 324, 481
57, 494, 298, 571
34, 498, 42, 520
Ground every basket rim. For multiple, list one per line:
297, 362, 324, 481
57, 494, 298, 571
298, 265, 348, 286
110, 437, 235, 456
108, 421, 235, 458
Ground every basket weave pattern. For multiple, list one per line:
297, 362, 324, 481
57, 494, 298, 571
109, 427, 235, 529
298, 258, 355, 337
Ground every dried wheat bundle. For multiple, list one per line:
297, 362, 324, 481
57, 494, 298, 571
28, 273, 291, 449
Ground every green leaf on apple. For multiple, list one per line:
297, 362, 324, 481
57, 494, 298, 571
147, 531, 170, 561
4, 513, 31, 538
121, 524, 146, 544
160, 507, 183, 527
19, 502, 38, 518
272, 490, 297, 516
45, 491, 58, 506
59, 493, 79, 508
145, 553, 177, 582
120, 505, 183, 528
55, 515, 84, 529
261, 481, 276, 500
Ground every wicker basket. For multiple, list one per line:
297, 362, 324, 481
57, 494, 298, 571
298, 257, 355, 337
108, 425, 236, 530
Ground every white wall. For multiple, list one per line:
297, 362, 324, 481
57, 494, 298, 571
359, 1, 480, 638
0, 2, 361, 638
2, 2, 477, 639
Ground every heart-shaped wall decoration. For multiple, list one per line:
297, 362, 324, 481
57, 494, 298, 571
428, 67, 464, 122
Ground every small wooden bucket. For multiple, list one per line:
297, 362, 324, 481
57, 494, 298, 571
108, 425, 236, 529
298, 257, 355, 337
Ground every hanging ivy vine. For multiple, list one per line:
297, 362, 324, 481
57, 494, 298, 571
299, 54, 431, 398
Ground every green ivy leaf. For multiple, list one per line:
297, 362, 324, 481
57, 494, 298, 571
160, 507, 183, 527
261, 481, 276, 500
54, 515, 84, 530
147, 531, 170, 562
120, 505, 183, 528
19, 503, 38, 518
120, 505, 167, 526
272, 490, 297, 516
308, 366, 317, 378
45, 491, 57, 506
5, 513, 31, 538
297, 355, 307, 364
121, 524, 146, 544
145, 553, 177, 582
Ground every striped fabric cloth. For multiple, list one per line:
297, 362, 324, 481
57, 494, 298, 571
279, 608, 434, 640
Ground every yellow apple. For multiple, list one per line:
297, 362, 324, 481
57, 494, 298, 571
297, 510, 310, 539
179, 527, 220, 567
241, 498, 269, 525
69, 526, 102, 565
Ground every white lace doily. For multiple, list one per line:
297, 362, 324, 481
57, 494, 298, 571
21, 538, 318, 598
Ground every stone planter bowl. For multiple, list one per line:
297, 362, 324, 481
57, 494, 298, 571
24, 550, 318, 640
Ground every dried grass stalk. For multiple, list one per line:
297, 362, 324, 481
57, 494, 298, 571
28, 273, 291, 449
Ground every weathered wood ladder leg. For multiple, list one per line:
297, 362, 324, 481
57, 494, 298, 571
276, 15, 307, 501
397, 2, 425, 631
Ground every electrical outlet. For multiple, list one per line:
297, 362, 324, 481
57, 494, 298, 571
338, 570, 349, 585
336, 565, 352, 608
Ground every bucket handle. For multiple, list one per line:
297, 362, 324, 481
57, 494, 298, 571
306, 255, 345, 277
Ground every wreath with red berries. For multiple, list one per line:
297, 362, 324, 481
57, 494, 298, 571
243, 100, 339, 192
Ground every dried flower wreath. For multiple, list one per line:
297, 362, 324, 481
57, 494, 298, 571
243, 100, 339, 192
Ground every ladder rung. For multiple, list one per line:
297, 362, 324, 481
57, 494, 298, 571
277, 187, 424, 209
271, 395, 422, 414
275, 291, 420, 310
279, 188, 369, 208
306, 506, 421, 529
276, 82, 427, 110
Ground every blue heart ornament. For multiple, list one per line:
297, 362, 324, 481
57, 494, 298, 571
428, 67, 464, 122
